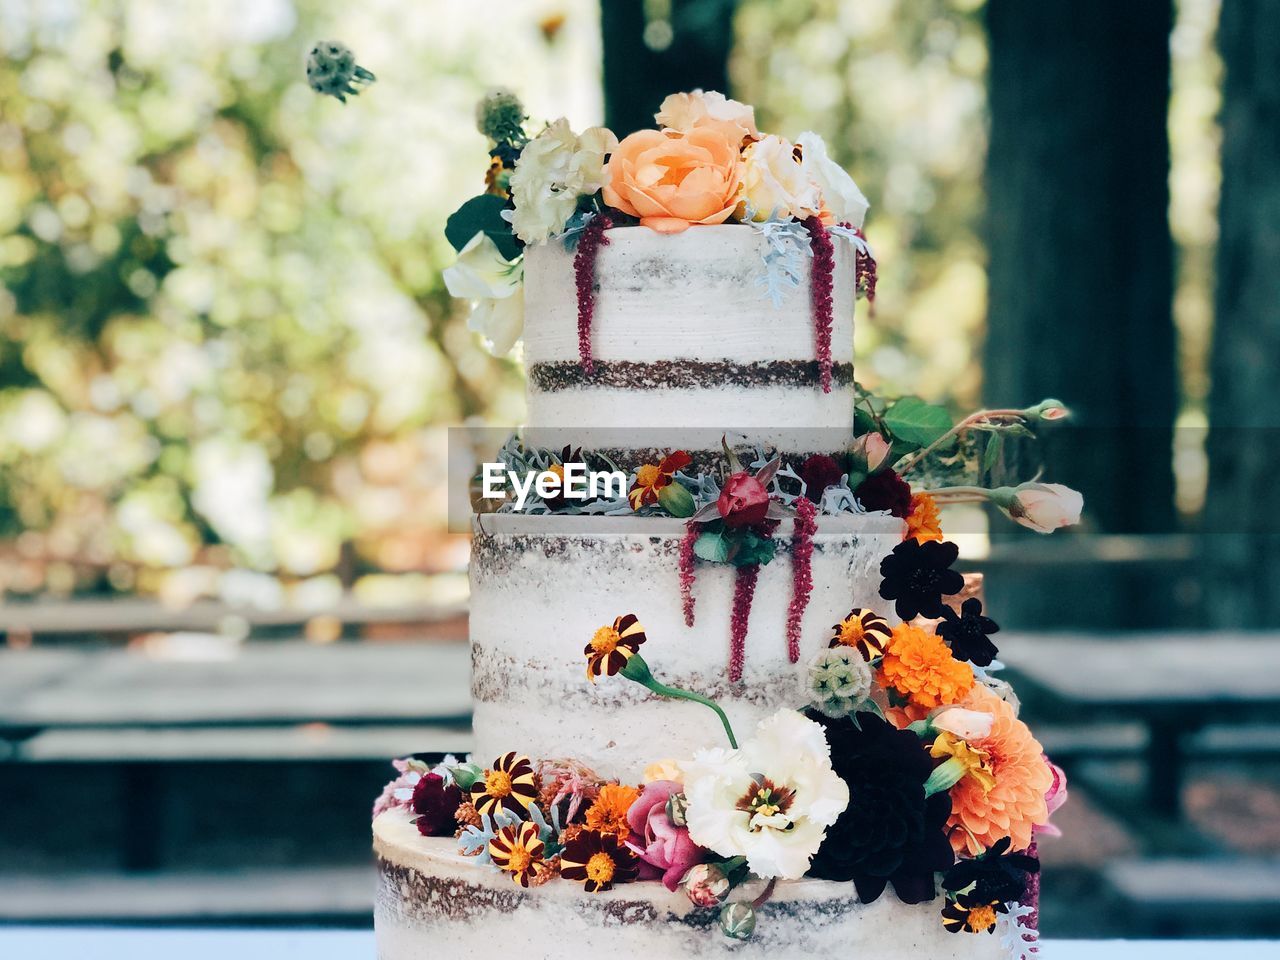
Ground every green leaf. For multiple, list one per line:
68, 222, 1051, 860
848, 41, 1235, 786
732, 532, 777, 567
693, 531, 730, 563
445, 194, 521, 262
883, 396, 953, 448
982, 432, 1003, 477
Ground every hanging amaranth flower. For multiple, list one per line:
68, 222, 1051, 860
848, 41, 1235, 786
802, 215, 835, 393
729, 564, 760, 683
573, 214, 613, 374
678, 520, 699, 627
784, 496, 818, 663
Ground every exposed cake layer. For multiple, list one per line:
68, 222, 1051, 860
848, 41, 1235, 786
522, 225, 856, 455
469, 513, 903, 780
373, 810, 1008, 960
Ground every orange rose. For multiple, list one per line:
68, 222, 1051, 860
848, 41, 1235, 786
603, 127, 742, 234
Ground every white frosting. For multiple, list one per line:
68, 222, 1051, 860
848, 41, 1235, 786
469, 513, 904, 780
373, 809, 1008, 960
522, 224, 858, 451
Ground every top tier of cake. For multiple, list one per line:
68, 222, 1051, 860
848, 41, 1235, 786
522, 225, 857, 456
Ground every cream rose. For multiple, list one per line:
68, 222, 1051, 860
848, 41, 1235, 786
508, 118, 618, 244
997, 482, 1084, 533
737, 135, 821, 222
795, 131, 869, 228
655, 89, 758, 141
442, 231, 524, 355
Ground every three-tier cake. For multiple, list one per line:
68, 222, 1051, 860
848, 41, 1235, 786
370, 88, 1075, 960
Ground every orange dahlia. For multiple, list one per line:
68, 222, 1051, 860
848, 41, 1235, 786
948, 685, 1053, 856
905, 492, 943, 543
584, 783, 640, 840
878, 622, 974, 711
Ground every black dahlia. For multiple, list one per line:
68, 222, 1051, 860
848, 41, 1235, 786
412, 773, 464, 838
879, 537, 965, 620
854, 469, 914, 518
806, 710, 955, 904
942, 837, 1039, 907
937, 597, 1001, 667
798, 454, 845, 503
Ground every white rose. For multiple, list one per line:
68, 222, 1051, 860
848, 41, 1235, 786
681, 709, 848, 880
655, 89, 758, 140
508, 118, 618, 244
737, 135, 821, 222
795, 131, 869, 228
1000, 482, 1084, 533
443, 231, 524, 355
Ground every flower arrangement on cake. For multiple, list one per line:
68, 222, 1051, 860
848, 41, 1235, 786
375, 498, 1065, 955
436, 86, 876, 384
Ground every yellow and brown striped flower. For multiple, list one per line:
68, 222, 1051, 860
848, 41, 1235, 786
585, 614, 647, 682
941, 899, 1004, 934
559, 828, 640, 893
830, 608, 893, 660
470, 752, 539, 819
488, 821, 551, 887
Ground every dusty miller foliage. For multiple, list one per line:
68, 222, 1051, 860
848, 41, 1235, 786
747, 214, 814, 307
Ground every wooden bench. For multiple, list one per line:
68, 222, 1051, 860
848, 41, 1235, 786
1103, 858, 1280, 936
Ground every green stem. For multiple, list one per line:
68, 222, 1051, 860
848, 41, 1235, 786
621, 654, 739, 749
895, 409, 1028, 477
648, 677, 739, 750
924, 485, 995, 501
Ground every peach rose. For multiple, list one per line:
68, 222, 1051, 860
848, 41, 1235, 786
603, 127, 743, 234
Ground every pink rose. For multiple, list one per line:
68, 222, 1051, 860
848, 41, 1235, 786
1036, 759, 1069, 837
625, 780, 704, 891
717, 472, 770, 528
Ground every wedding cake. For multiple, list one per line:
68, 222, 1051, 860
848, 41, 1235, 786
361, 83, 1077, 960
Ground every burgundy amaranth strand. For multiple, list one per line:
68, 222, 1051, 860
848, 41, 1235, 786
784, 496, 818, 663
842, 221, 878, 314
728, 563, 760, 683
1024, 837, 1040, 934
802, 216, 835, 394
572, 214, 612, 375
678, 520, 700, 627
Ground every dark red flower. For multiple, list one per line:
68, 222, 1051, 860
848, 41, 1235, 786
798, 454, 844, 503
878, 538, 965, 621
855, 469, 913, 518
412, 773, 463, 837
718, 471, 770, 528
937, 597, 1001, 667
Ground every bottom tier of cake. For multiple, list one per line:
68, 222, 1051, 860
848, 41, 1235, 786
373, 810, 1015, 960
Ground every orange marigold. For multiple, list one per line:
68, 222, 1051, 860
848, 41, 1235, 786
584, 783, 640, 840
905, 492, 943, 543
878, 622, 974, 711
948, 685, 1054, 856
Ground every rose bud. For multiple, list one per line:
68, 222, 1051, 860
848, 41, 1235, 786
717, 472, 770, 528
682, 862, 732, 908
993, 482, 1083, 533
850, 432, 891, 472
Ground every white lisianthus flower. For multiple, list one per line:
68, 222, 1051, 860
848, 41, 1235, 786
442, 231, 524, 355
655, 89, 759, 141
508, 118, 618, 244
795, 131, 869, 228
737, 135, 822, 223
681, 709, 848, 880
993, 482, 1084, 533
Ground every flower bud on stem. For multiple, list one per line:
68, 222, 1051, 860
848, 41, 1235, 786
621, 654, 739, 749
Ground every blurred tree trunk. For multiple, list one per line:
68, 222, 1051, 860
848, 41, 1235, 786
983, 1, 1179, 627
1202, 1, 1280, 626
602, 0, 737, 137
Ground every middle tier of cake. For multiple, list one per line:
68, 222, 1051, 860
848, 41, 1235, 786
469, 512, 904, 780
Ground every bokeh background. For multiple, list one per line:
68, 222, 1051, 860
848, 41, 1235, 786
2, 0, 1278, 940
